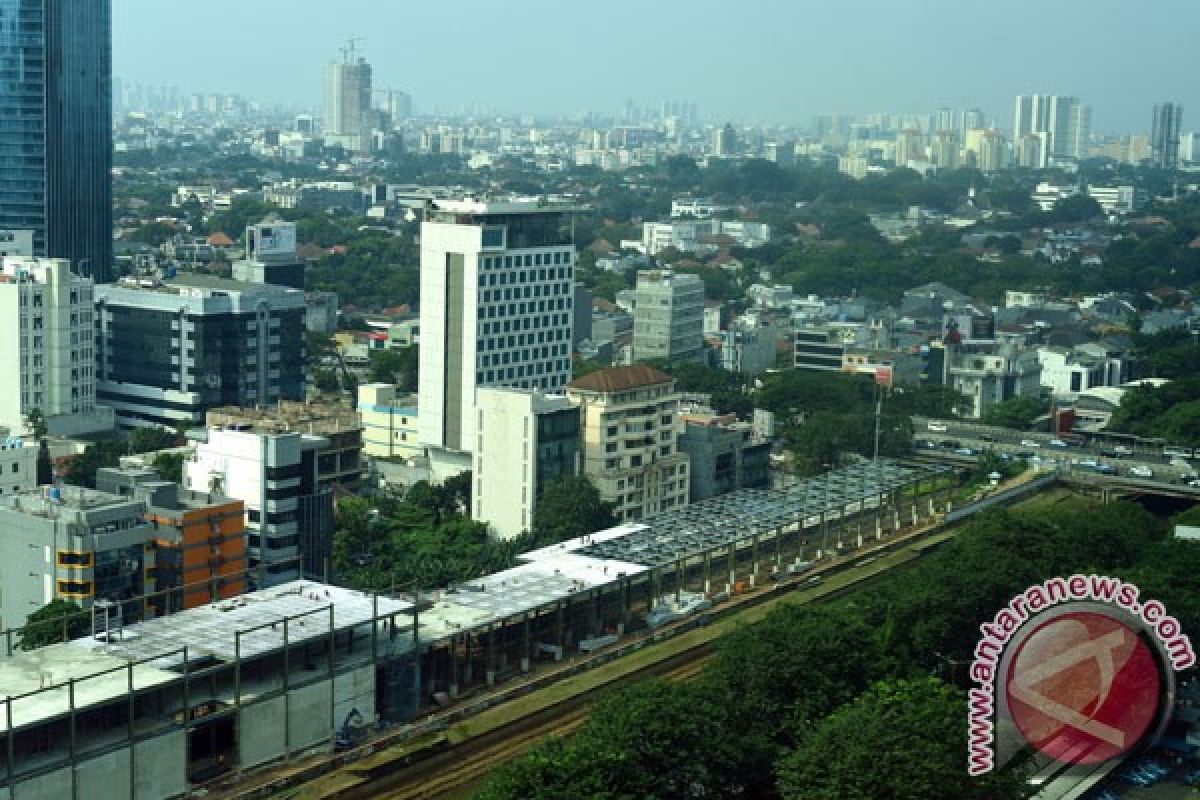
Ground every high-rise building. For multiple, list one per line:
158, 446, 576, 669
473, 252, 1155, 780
1015, 94, 1090, 160
417, 199, 577, 459
631, 270, 705, 363
894, 129, 925, 168
1151, 102, 1184, 169
0, 0, 113, 281
0, 257, 114, 436
1015, 133, 1046, 169
961, 108, 985, 132
934, 108, 956, 133
323, 41, 372, 150
567, 365, 689, 522
930, 130, 960, 170
471, 387, 580, 540
714, 123, 737, 156
94, 275, 307, 429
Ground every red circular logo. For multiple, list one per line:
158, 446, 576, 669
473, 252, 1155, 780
1005, 611, 1161, 765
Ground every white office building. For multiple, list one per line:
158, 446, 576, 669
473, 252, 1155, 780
471, 388, 580, 540
632, 270, 705, 363
185, 427, 334, 587
0, 257, 113, 436
417, 198, 578, 461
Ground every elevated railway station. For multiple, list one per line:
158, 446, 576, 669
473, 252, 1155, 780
0, 459, 952, 800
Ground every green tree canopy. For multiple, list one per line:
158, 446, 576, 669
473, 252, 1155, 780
18, 599, 89, 651
776, 677, 1026, 800
530, 476, 617, 546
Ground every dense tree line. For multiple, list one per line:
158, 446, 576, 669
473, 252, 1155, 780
332, 475, 615, 591
753, 370, 967, 474
479, 496, 1198, 799
1108, 329, 1200, 443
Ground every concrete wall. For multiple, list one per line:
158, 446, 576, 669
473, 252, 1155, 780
134, 730, 186, 800
239, 695, 287, 769
334, 665, 377, 728
77, 747, 131, 799
13, 766, 71, 800
288, 680, 332, 753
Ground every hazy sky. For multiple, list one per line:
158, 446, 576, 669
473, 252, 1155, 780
115, 0, 1198, 133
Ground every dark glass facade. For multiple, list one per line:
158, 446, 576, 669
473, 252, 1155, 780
0, 0, 112, 280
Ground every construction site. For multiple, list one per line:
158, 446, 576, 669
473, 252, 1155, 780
0, 459, 957, 800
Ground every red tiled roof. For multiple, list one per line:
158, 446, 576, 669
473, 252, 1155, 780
568, 364, 672, 393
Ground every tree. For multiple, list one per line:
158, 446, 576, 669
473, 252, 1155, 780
314, 369, 341, 393
17, 599, 89, 651
129, 426, 180, 454
530, 476, 617, 545
776, 677, 1026, 800
367, 345, 418, 391
36, 438, 53, 485
980, 395, 1047, 430
61, 439, 124, 488
25, 408, 47, 440
152, 452, 185, 484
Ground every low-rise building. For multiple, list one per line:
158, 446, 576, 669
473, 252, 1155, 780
567, 365, 690, 522
677, 413, 771, 501
0, 433, 37, 496
96, 467, 247, 613
358, 383, 421, 460
929, 341, 1043, 418
472, 388, 580, 540
0, 487, 157, 630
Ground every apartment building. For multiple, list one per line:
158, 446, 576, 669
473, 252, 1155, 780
0, 257, 114, 436
631, 270, 705, 363
567, 365, 689, 522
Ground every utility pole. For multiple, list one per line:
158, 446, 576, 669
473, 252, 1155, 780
872, 384, 883, 463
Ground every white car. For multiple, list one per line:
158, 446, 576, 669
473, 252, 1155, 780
927, 422, 948, 433
1020, 439, 1040, 448
1130, 466, 1154, 478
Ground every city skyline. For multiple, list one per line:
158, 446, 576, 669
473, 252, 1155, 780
112, 0, 1199, 133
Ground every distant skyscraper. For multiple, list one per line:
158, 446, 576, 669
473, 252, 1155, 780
0, 0, 113, 281
1151, 102, 1183, 169
1015, 94, 1089, 160
323, 40, 372, 150
935, 108, 956, 133
714, 123, 738, 156
961, 108, 985, 132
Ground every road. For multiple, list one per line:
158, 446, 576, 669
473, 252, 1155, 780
912, 417, 1199, 485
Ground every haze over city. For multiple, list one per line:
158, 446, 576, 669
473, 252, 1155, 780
114, 0, 1200, 130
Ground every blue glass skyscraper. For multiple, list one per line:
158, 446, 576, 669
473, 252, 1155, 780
0, 0, 112, 281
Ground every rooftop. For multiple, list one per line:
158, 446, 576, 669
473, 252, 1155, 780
568, 364, 673, 394
206, 401, 362, 437
0, 487, 140, 518
430, 197, 585, 216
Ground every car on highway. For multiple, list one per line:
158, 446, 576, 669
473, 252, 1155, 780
915, 439, 937, 449
1048, 439, 1068, 448
1077, 458, 1099, 468
1114, 445, 1134, 456
1093, 464, 1118, 475
979, 433, 996, 442
1129, 466, 1154, 478
926, 422, 948, 432
1100, 448, 1120, 458
954, 447, 976, 456
939, 439, 962, 450
1020, 439, 1040, 448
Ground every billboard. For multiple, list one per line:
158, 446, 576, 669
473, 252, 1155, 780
250, 223, 296, 258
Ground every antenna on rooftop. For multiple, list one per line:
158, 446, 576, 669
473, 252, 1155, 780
340, 36, 364, 64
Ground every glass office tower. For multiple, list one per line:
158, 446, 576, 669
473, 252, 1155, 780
0, 0, 112, 281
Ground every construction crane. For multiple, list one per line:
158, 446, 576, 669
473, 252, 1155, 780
339, 36, 363, 64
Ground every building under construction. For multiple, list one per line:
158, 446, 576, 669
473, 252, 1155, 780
0, 460, 951, 799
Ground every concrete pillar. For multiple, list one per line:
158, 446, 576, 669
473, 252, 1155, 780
448, 635, 459, 698
485, 626, 496, 686
703, 552, 712, 594
555, 601, 565, 659
522, 615, 531, 673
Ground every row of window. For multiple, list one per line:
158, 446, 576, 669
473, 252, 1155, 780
476, 360, 570, 383
479, 283, 572, 303
480, 251, 572, 270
